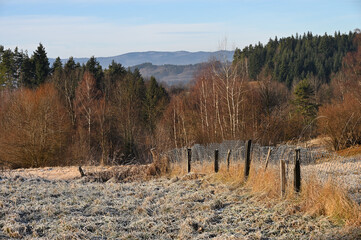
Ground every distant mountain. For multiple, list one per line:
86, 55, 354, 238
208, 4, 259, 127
49, 50, 234, 85
49, 50, 234, 68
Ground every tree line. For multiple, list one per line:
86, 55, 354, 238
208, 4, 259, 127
0, 44, 169, 168
0, 31, 360, 168
156, 32, 361, 152
233, 31, 356, 87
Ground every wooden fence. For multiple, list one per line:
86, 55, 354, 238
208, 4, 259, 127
185, 140, 302, 195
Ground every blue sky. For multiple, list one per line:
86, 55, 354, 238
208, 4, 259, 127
0, 0, 360, 58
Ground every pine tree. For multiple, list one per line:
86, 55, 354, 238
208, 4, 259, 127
20, 53, 35, 88
292, 79, 318, 122
0, 49, 15, 88
13, 47, 24, 82
65, 57, 76, 71
52, 57, 63, 73
144, 76, 169, 133
32, 43, 50, 87
85, 56, 103, 90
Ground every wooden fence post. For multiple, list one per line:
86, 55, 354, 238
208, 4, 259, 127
226, 149, 231, 172
214, 149, 219, 173
264, 147, 272, 171
294, 149, 301, 193
244, 140, 252, 181
78, 166, 85, 177
280, 160, 286, 198
187, 148, 192, 173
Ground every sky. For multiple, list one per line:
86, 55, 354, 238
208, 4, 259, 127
0, 0, 360, 58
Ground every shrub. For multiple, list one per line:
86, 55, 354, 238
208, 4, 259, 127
147, 149, 170, 176
0, 84, 71, 168
318, 94, 361, 150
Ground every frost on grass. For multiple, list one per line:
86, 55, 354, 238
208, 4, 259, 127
1, 175, 358, 239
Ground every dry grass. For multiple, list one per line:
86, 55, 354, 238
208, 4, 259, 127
299, 178, 361, 226
169, 161, 361, 227
147, 150, 171, 176
337, 145, 361, 157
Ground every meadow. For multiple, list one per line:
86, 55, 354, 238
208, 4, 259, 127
1, 154, 360, 239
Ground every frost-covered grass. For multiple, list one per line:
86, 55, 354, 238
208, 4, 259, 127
1, 173, 360, 239
172, 159, 361, 225
0, 154, 360, 239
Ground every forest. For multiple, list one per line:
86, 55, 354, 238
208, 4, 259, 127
0, 31, 360, 168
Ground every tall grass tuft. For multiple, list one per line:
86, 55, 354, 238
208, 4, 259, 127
300, 178, 361, 225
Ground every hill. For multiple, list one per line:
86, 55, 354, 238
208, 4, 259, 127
49, 50, 234, 68
233, 31, 356, 87
48, 50, 233, 85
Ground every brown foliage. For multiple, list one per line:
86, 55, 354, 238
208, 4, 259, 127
156, 92, 197, 150
147, 148, 170, 176
0, 84, 71, 168
318, 95, 361, 150
246, 78, 292, 144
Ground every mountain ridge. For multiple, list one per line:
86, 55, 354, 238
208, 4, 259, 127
49, 50, 234, 85
49, 50, 234, 68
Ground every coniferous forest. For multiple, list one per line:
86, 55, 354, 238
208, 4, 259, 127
0, 31, 360, 168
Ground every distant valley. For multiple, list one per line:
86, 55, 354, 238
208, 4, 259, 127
130, 63, 205, 86
49, 50, 234, 85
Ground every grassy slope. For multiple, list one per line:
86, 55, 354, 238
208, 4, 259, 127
0, 162, 360, 239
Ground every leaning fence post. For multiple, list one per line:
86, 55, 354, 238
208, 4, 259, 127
294, 149, 301, 193
226, 149, 231, 172
187, 148, 192, 173
264, 147, 272, 171
244, 139, 252, 181
214, 149, 219, 173
78, 166, 85, 177
280, 160, 286, 198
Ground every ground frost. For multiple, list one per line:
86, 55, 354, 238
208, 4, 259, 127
0, 175, 359, 239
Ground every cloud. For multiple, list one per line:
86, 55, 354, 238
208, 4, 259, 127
0, 15, 224, 57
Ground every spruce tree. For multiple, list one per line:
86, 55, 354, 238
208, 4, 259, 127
108, 60, 126, 78
0, 49, 15, 88
13, 47, 24, 82
20, 53, 35, 88
52, 57, 63, 73
292, 79, 318, 122
85, 56, 103, 90
32, 43, 50, 87
144, 76, 169, 133
65, 57, 76, 71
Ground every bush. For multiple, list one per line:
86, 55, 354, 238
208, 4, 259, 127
318, 95, 361, 150
0, 84, 71, 168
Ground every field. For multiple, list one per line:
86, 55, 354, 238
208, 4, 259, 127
0, 160, 360, 239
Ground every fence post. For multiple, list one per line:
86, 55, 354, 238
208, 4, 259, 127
214, 149, 219, 173
244, 139, 252, 181
226, 149, 231, 172
264, 147, 271, 171
294, 149, 301, 193
280, 160, 286, 198
78, 166, 85, 177
187, 148, 192, 173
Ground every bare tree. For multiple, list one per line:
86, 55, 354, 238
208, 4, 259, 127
74, 72, 101, 162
